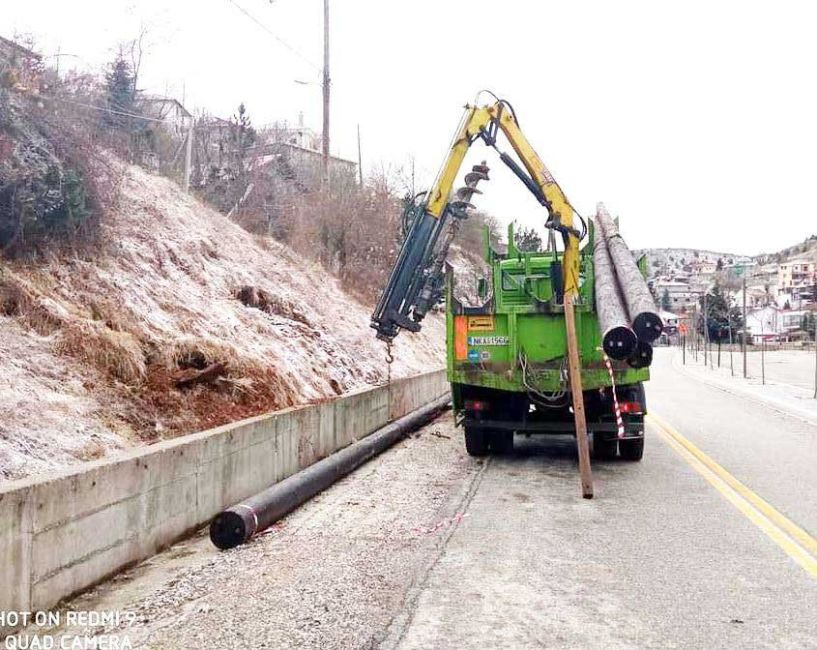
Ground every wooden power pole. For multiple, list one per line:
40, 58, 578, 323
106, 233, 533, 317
321, 0, 330, 189
183, 118, 194, 193
564, 295, 593, 499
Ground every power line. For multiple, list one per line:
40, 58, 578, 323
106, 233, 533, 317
48, 97, 173, 123
225, 0, 321, 71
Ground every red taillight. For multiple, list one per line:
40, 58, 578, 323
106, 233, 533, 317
464, 399, 490, 412
619, 401, 643, 414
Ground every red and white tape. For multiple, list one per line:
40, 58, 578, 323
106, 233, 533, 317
598, 349, 624, 439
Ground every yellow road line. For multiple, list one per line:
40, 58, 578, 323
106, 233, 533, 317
647, 412, 817, 579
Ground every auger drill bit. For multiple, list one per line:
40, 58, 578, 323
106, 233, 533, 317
450, 161, 490, 216
413, 162, 491, 320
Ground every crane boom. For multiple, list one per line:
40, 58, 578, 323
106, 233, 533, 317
371, 97, 582, 342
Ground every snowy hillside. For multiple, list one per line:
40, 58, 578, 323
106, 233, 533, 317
0, 164, 445, 480
634, 247, 751, 279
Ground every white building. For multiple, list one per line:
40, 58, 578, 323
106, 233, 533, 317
745, 307, 808, 342
654, 279, 700, 312
778, 259, 815, 291
139, 95, 193, 137
735, 284, 773, 310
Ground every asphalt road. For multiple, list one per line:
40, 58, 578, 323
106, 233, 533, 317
37, 348, 817, 649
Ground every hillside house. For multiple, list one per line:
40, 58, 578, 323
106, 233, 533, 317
260, 142, 357, 189
745, 307, 809, 342
254, 119, 358, 189
265, 116, 321, 150
778, 260, 815, 290
735, 284, 773, 310
0, 35, 41, 92
654, 279, 700, 312
139, 95, 193, 137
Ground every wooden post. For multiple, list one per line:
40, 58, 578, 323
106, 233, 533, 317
564, 295, 593, 499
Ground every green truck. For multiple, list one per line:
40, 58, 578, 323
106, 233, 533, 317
371, 95, 650, 462
446, 224, 648, 460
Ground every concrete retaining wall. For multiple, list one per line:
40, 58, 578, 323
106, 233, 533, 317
0, 370, 448, 627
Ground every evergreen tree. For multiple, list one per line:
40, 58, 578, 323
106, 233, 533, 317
698, 283, 743, 341
104, 53, 137, 129
229, 103, 256, 184
661, 289, 672, 311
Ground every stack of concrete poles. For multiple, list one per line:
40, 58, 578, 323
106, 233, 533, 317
593, 203, 663, 368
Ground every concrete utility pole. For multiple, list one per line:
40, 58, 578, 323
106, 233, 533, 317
321, 0, 330, 189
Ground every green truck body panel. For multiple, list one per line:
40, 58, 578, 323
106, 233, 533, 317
446, 227, 649, 410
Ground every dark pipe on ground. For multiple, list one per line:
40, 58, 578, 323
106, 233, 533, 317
595, 204, 663, 343
592, 228, 637, 360
210, 394, 451, 550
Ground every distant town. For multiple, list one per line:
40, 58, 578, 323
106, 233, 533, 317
640, 241, 817, 343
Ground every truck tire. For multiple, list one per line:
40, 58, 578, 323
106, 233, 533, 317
593, 435, 618, 460
619, 436, 644, 461
464, 426, 489, 457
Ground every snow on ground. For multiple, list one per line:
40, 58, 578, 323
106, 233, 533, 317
0, 164, 445, 480
668, 347, 817, 425
447, 245, 490, 307
0, 319, 134, 479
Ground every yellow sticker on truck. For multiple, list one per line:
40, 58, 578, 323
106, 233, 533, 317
467, 316, 495, 331
467, 335, 509, 346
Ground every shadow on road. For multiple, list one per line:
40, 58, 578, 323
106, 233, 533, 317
487, 434, 637, 476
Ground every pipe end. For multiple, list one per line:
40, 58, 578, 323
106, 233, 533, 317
603, 326, 638, 360
633, 312, 664, 343
210, 510, 251, 550
627, 339, 654, 369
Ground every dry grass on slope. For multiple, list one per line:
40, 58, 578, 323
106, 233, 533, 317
0, 163, 444, 479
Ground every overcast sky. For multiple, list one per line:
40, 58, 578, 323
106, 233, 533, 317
7, 0, 816, 254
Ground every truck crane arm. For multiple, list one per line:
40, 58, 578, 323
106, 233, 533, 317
371, 96, 584, 342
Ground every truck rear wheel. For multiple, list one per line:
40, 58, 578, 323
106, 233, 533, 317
464, 426, 489, 457
593, 435, 618, 460
619, 436, 644, 461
